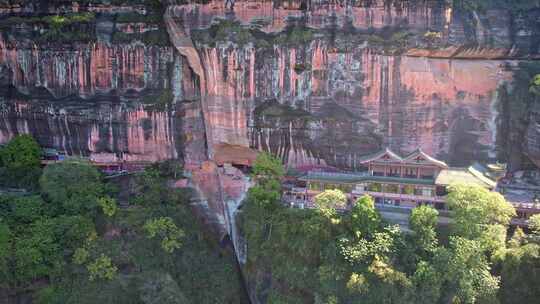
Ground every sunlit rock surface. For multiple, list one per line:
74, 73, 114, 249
171, 0, 442, 33
162, 0, 537, 170
0, 100, 180, 162
1, 0, 536, 168
167, 34, 513, 168
197, 44, 511, 167
170, 0, 539, 58
0, 38, 174, 99
0, 0, 539, 238
524, 105, 540, 168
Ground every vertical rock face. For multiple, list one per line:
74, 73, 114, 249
0, 1, 148, 16
0, 3, 183, 162
0, 0, 535, 169
0, 0, 539, 238
159, 0, 525, 240
161, 3, 540, 302
183, 42, 510, 168
526, 109, 540, 168
173, 0, 442, 33
0, 38, 175, 99
164, 0, 537, 170
0, 100, 181, 162
173, 0, 540, 56
159, 0, 538, 241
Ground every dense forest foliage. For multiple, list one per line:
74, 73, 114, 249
242, 153, 540, 304
0, 135, 247, 303
1, 136, 540, 303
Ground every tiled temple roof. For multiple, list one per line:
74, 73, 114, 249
435, 168, 496, 189
358, 147, 403, 163
297, 147, 494, 189
359, 147, 448, 168
402, 148, 449, 168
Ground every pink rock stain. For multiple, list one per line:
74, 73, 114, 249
1, 38, 171, 98
175, 0, 437, 33
187, 40, 512, 165
1, 102, 177, 163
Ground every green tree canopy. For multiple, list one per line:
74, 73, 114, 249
252, 152, 285, 183
409, 205, 439, 252
529, 214, 540, 235
447, 184, 515, 240
0, 195, 44, 226
40, 160, 104, 216
98, 196, 118, 217
411, 261, 442, 304
314, 189, 347, 217
507, 227, 527, 248
246, 181, 281, 211
144, 217, 185, 253
12, 218, 62, 283
345, 195, 380, 237
0, 193, 94, 287
51, 215, 95, 250
434, 236, 499, 304
0, 134, 40, 170
0, 134, 42, 188
0, 221, 11, 283
498, 242, 540, 304
245, 152, 285, 212
87, 254, 117, 281
133, 168, 187, 207
530, 74, 540, 95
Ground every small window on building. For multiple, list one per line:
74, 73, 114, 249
402, 185, 415, 195
421, 187, 433, 197
309, 182, 321, 191
340, 184, 352, 193
388, 167, 400, 177
368, 183, 382, 192
404, 168, 416, 178
420, 169, 435, 179
355, 183, 366, 192
385, 184, 399, 193
435, 186, 447, 196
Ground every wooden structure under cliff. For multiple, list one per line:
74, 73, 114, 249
285, 148, 495, 209
284, 147, 540, 226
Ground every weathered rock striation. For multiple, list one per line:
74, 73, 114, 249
0, 100, 181, 162
0, 0, 540, 240
0, 39, 175, 99
165, 0, 537, 170
1, 0, 538, 167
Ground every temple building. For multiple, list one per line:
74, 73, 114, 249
285, 148, 496, 210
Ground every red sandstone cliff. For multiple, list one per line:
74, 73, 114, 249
0, 0, 538, 249
0, 0, 537, 168
0, 38, 174, 99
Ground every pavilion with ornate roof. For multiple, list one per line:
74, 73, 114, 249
285, 147, 496, 210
